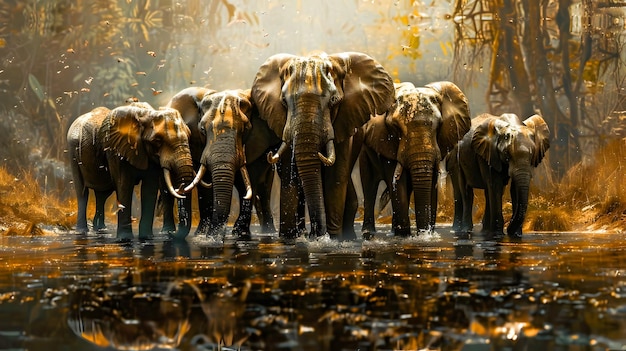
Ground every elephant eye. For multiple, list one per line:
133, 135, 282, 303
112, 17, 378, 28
199, 125, 206, 136
329, 94, 341, 106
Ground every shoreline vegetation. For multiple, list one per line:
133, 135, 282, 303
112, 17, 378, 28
1, 139, 624, 237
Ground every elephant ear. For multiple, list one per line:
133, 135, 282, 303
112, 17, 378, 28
167, 87, 216, 125
523, 114, 551, 167
251, 54, 297, 138
471, 114, 510, 172
363, 114, 399, 160
237, 89, 254, 131
329, 52, 395, 143
426, 81, 471, 157
101, 105, 151, 170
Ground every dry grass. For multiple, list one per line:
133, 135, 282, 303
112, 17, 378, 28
0, 168, 75, 235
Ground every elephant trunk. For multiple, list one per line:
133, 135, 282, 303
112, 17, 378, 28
293, 127, 327, 238
408, 152, 438, 232
507, 171, 531, 238
164, 144, 195, 197
209, 163, 236, 235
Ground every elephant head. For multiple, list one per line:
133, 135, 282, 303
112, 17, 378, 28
363, 81, 471, 231
187, 89, 256, 234
100, 104, 195, 198
252, 52, 395, 236
471, 113, 550, 236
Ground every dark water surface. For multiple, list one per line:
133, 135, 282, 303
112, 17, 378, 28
1, 225, 625, 351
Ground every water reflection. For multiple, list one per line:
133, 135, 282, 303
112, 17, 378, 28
3, 227, 626, 350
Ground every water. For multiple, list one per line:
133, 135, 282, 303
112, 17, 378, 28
1, 225, 625, 350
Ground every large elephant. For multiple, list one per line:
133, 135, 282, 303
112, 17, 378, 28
445, 113, 550, 238
67, 106, 114, 233
164, 87, 281, 239
251, 52, 395, 240
359, 81, 471, 238
97, 103, 195, 241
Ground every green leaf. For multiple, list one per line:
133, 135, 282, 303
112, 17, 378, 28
28, 74, 45, 102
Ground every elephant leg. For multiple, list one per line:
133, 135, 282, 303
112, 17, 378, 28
324, 140, 353, 240
160, 192, 176, 234
481, 188, 492, 234
256, 171, 277, 233
232, 172, 253, 239
93, 190, 112, 232
342, 176, 358, 240
460, 185, 474, 233
486, 184, 505, 239
115, 185, 134, 241
390, 171, 411, 237
449, 171, 464, 232
138, 175, 158, 240
277, 159, 303, 239
76, 187, 89, 234
430, 171, 438, 229
172, 196, 192, 240
195, 184, 213, 236
359, 150, 381, 239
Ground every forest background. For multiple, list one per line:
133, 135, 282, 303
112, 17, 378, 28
0, 0, 623, 234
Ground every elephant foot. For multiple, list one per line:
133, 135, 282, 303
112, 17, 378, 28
507, 227, 523, 239
362, 228, 375, 240
195, 219, 211, 236
280, 227, 305, 240
483, 231, 505, 241
393, 227, 411, 238
138, 233, 154, 241
115, 233, 133, 244
232, 226, 252, 240
75, 225, 89, 235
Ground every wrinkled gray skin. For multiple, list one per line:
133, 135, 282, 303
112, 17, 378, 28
96, 104, 195, 240
360, 81, 471, 238
446, 113, 550, 238
251, 52, 395, 240
67, 106, 114, 233
163, 88, 281, 239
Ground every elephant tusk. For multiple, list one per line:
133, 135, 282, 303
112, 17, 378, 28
267, 142, 287, 164
392, 162, 403, 188
240, 165, 253, 200
318, 139, 336, 166
184, 164, 211, 192
164, 168, 186, 199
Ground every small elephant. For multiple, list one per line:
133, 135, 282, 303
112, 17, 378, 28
67, 106, 114, 233
360, 81, 471, 238
251, 52, 395, 240
164, 87, 281, 239
445, 113, 550, 238
97, 103, 196, 241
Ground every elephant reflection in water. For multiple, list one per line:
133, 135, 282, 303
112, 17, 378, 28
163, 87, 281, 240
252, 52, 395, 240
445, 113, 550, 238
359, 81, 471, 238
67, 102, 195, 240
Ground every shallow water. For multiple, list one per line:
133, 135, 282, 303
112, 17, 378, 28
1, 225, 625, 351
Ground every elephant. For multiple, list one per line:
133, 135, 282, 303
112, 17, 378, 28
359, 81, 471, 238
251, 51, 395, 240
96, 103, 196, 241
163, 87, 281, 239
67, 106, 114, 233
445, 113, 550, 238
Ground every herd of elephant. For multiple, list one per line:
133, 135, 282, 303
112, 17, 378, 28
67, 51, 551, 242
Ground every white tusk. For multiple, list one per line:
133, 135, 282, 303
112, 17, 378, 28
267, 142, 288, 164
184, 164, 211, 192
318, 139, 336, 166
392, 162, 403, 188
164, 168, 186, 199
240, 165, 253, 200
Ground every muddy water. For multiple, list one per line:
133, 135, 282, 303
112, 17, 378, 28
1, 226, 625, 351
